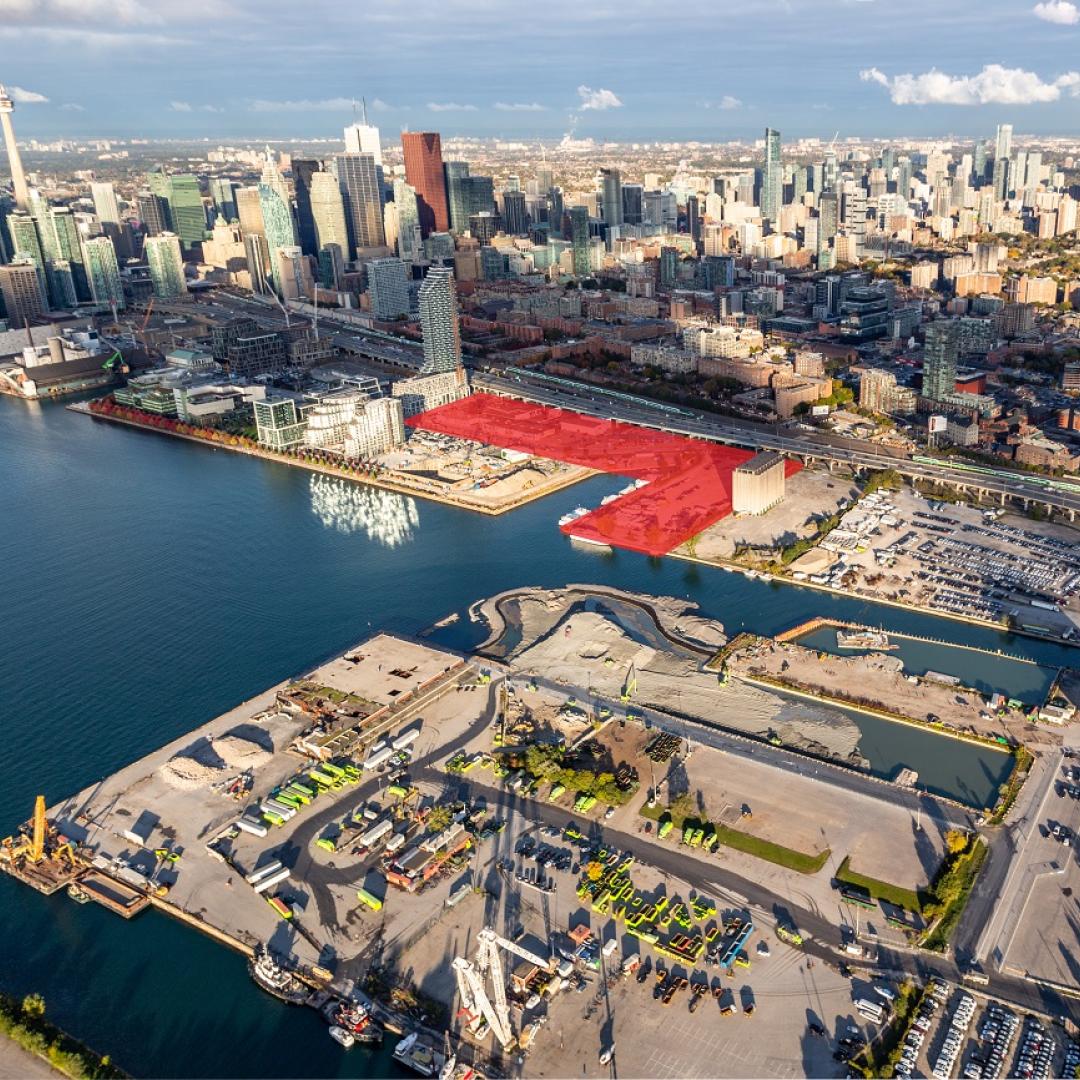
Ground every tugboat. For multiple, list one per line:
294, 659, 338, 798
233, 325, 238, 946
322, 997, 383, 1045
248, 946, 309, 1004
836, 627, 898, 651
393, 1032, 446, 1078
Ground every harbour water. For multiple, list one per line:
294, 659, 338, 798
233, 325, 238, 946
0, 396, 1070, 1076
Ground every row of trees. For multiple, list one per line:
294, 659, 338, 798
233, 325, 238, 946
518, 745, 632, 806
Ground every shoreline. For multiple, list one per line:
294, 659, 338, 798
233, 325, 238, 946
68, 401, 594, 518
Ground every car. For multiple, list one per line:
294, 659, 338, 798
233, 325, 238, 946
604, 806, 616, 820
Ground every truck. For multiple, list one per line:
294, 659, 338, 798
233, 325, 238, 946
363, 747, 393, 771
854, 998, 884, 1024
245, 859, 284, 885
392, 728, 420, 751
356, 888, 383, 911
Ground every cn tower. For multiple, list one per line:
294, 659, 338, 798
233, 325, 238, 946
0, 83, 30, 211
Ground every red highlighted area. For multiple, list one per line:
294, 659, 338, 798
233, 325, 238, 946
407, 393, 800, 556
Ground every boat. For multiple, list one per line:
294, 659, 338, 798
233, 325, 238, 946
67, 882, 91, 904
557, 506, 590, 528
393, 1033, 446, 1078
569, 534, 612, 551
248, 946, 309, 1005
329, 1026, 355, 1049
836, 628, 898, 651
323, 998, 383, 1044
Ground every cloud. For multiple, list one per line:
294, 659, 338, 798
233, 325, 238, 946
427, 101, 477, 112
59, 102, 85, 111
860, 64, 1080, 105
371, 98, 396, 112
8, 85, 49, 103
169, 100, 193, 112
200, 104, 224, 112
717, 95, 742, 110
1033, 0, 1079, 23
494, 101, 547, 112
248, 97, 354, 112
576, 85, 622, 111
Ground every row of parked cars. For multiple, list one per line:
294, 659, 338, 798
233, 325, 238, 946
962, 1002, 1018, 1079
1014, 1016, 1056, 1079
894, 979, 949, 1078
931, 989, 976, 1079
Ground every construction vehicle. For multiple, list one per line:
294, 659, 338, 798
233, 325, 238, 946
0, 796, 79, 893
452, 927, 553, 1050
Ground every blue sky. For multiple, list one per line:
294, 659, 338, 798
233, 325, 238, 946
2, 0, 1080, 140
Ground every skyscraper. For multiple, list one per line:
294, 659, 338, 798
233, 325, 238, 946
622, 183, 644, 226
0, 259, 45, 320
137, 190, 169, 237
922, 320, 959, 401
402, 132, 449, 236
392, 179, 421, 262
817, 192, 839, 267
344, 118, 383, 165
309, 171, 349, 256
501, 190, 527, 235
569, 206, 590, 276
761, 128, 782, 224
0, 84, 30, 211
599, 168, 623, 229
91, 182, 121, 226
144, 232, 187, 298
81, 235, 124, 309
235, 187, 265, 239
994, 123, 1013, 164
291, 160, 320, 256
151, 172, 206, 251
258, 177, 298, 294
333, 152, 385, 255
367, 257, 410, 320
444, 161, 471, 233
418, 266, 462, 374
45, 206, 89, 301
210, 178, 239, 223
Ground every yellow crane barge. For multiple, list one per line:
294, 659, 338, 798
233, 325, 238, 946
0, 795, 82, 894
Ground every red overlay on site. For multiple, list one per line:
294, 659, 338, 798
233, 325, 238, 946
407, 393, 800, 556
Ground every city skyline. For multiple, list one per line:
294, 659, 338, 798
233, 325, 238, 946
2, 0, 1080, 140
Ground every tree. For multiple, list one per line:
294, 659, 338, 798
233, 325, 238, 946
586, 860, 603, 881
427, 805, 453, 833
21, 994, 45, 1019
944, 829, 970, 856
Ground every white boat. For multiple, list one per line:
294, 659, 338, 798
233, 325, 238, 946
557, 506, 590, 527
393, 1033, 446, 1078
329, 1025, 355, 1049
836, 628, 897, 651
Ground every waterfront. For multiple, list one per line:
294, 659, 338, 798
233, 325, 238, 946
0, 395, 1074, 1077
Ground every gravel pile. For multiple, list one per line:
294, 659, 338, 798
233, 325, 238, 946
213, 733, 273, 769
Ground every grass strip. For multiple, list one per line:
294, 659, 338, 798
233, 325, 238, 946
920, 838, 988, 952
835, 856, 929, 913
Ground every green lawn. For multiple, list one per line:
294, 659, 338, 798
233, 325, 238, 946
835, 856, 929, 913
641, 803, 830, 875
921, 839, 988, 952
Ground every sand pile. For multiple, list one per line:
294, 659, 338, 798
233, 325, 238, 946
213, 733, 273, 769
160, 755, 224, 790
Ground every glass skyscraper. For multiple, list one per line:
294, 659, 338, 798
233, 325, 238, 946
761, 128, 782, 224
81, 235, 125, 309
418, 266, 462, 374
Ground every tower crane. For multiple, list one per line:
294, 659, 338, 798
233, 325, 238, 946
451, 928, 553, 1051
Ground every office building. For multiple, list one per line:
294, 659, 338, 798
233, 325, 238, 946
367, 257, 410, 320
659, 245, 678, 288
333, 152, 385, 255
622, 183, 644, 226
235, 186, 265, 239
761, 128, 782, 224
44, 206, 88, 300
308, 170, 349, 256
501, 190, 527, 235
6, 211, 45, 282
90, 182, 121, 226
922, 320, 959, 402
274, 246, 312, 301
0, 259, 46, 321
209, 178, 239, 223
816, 192, 839, 266
144, 232, 187, 298
732, 451, 785, 515
444, 161, 472, 233
392, 179, 421, 262
81, 235, 124, 309
418, 266, 461, 374
258, 180, 298, 294
226, 329, 287, 378
402, 132, 449, 235
151, 172, 206, 251
318, 242, 345, 290
994, 123, 1012, 164
599, 168, 623, 229
292, 159, 320, 255
137, 190, 169, 237
344, 119, 383, 165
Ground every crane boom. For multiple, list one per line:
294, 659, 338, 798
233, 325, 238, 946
479, 927, 552, 971
30, 795, 46, 862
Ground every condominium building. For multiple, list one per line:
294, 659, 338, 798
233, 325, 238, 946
418, 267, 462, 374
144, 232, 187, 298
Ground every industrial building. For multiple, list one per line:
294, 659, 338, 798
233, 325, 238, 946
732, 451, 786, 515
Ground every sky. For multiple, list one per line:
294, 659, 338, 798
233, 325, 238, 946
2, 0, 1080, 141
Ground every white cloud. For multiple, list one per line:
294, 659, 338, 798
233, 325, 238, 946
59, 102, 85, 111
860, 64, 1080, 105
717, 95, 742, 110
576, 85, 622, 111
248, 97, 354, 112
427, 101, 477, 112
169, 100, 192, 112
200, 104, 224, 112
9, 85, 49, 103
494, 101, 547, 112
1033, 0, 1079, 24
371, 98, 396, 112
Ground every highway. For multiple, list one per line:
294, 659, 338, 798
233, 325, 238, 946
474, 371, 1080, 517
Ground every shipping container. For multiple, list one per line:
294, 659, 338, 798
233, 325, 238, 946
253, 867, 291, 893
360, 819, 393, 848
392, 728, 420, 751
266, 896, 293, 919
245, 859, 284, 885
363, 747, 393, 771
237, 816, 268, 837
357, 888, 383, 911
385, 832, 407, 854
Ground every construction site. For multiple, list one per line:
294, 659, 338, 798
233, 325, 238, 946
0, 589, 1044, 1078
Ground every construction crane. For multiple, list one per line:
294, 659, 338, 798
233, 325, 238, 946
452, 928, 553, 1050
0, 795, 76, 874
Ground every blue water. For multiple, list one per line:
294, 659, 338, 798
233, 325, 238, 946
0, 396, 1065, 1076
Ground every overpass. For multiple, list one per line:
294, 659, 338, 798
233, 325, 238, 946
476, 370, 1080, 521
